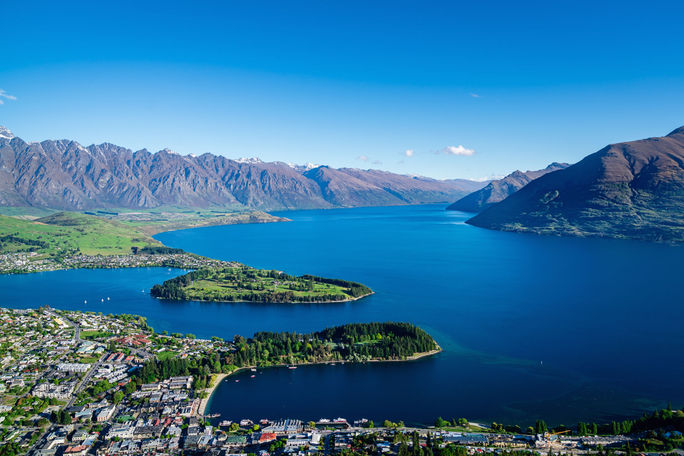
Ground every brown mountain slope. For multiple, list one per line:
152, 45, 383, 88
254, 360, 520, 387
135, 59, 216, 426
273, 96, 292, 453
467, 127, 684, 242
0, 127, 484, 211
447, 162, 569, 212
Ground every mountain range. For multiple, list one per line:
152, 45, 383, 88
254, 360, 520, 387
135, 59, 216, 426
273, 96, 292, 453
467, 126, 684, 242
446, 162, 569, 212
0, 127, 485, 211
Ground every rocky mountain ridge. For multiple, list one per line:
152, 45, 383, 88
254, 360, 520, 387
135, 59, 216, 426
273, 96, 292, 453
0, 127, 485, 211
467, 127, 684, 242
447, 162, 569, 212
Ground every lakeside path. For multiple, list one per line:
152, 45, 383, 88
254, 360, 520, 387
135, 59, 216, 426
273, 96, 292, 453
198, 373, 228, 416
196, 342, 441, 417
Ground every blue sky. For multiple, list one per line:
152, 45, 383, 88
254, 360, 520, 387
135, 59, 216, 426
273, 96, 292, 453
1, 1, 684, 180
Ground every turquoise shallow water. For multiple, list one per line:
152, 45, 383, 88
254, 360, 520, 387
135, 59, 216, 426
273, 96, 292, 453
2, 204, 682, 425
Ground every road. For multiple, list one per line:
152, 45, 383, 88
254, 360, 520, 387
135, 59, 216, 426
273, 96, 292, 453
44, 308, 104, 408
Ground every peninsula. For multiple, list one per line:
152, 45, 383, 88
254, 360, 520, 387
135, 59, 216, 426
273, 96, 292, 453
150, 266, 374, 303
0, 211, 242, 274
0, 210, 374, 304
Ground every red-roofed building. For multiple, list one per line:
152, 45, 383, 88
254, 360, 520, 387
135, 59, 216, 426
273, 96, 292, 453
259, 432, 277, 443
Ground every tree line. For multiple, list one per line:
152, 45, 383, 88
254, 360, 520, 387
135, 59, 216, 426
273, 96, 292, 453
135, 322, 438, 385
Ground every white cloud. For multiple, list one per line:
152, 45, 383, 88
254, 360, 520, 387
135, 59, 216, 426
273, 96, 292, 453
473, 174, 504, 182
442, 145, 475, 156
357, 155, 369, 162
470, 93, 481, 98
0, 89, 17, 105
404, 149, 414, 157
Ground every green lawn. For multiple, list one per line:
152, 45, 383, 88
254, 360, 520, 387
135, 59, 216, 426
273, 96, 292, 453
188, 276, 349, 298
156, 350, 179, 361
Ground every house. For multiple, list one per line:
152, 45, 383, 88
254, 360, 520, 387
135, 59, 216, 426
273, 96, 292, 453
95, 406, 115, 422
63, 445, 88, 456
259, 432, 278, 443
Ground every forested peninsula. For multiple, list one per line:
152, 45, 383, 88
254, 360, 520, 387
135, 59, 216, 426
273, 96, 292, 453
136, 322, 441, 386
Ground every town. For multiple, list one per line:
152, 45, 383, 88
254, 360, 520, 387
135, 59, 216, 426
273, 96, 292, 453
0, 307, 679, 456
0, 252, 236, 275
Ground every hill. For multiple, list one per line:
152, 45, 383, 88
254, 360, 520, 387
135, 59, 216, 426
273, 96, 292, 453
0, 211, 161, 257
467, 127, 684, 242
0, 127, 484, 211
447, 162, 569, 212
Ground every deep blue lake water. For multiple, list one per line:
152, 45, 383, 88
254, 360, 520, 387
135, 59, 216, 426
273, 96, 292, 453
1, 204, 682, 426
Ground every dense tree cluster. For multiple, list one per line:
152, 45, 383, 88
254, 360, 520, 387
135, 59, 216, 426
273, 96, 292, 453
50, 409, 72, 425
300, 275, 373, 298
135, 323, 437, 385
135, 354, 219, 390
132, 245, 185, 255
0, 233, 49, 252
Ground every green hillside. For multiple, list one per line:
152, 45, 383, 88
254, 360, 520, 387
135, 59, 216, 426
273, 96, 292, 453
0, 211, 162, 257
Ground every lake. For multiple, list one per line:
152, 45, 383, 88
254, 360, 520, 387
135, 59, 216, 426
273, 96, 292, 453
1, 204, 682, 426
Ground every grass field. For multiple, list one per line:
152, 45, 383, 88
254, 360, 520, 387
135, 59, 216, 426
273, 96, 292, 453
0, 211, 162, 257
156, 350, 179, 361
187, 275, 349, 299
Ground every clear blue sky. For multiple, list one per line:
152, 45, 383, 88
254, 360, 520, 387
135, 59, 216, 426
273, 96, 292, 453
1, 0, 684, 180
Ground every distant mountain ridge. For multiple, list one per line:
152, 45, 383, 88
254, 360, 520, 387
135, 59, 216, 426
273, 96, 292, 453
0, 127, 485, 211
447, 162, 569, 212
468, 127, 684, 242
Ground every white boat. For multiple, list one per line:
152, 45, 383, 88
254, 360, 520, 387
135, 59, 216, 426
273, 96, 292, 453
250, 368, 257, 372
288, 366, 297, 370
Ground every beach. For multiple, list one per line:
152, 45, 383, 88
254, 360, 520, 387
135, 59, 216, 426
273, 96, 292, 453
197, 373, 228, 416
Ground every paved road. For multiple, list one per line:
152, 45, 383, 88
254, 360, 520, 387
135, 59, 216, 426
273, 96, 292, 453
68, 354, 105, 408
44, 309, 103, 407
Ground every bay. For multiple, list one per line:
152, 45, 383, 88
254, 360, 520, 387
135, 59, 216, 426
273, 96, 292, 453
1, 204, 682, 425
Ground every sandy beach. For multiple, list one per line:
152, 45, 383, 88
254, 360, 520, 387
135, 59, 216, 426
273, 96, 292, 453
197, 373, 228, 416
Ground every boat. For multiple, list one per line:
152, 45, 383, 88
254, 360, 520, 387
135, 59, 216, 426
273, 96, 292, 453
235, 379, 240, 382
288, 366, 297, 370
250, 375, 255, 378
250, 368, 257, 372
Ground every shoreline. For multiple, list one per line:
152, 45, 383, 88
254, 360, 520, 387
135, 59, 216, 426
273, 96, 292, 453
160, 290, 375, 305
200, 341, 441, 417
198, 373, 228, 416
144, 213, 291, 236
